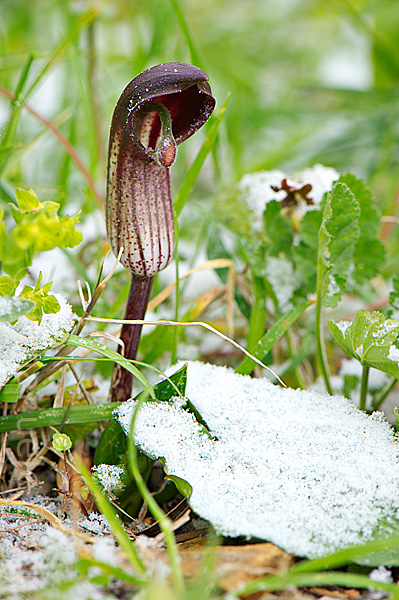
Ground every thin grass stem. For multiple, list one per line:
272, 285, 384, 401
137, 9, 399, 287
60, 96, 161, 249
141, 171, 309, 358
359, 365, 369, 411
128, 399, 185, 595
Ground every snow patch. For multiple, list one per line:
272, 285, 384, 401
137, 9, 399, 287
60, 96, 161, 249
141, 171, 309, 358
0, 295, 75, 387
115, 360, 399, 559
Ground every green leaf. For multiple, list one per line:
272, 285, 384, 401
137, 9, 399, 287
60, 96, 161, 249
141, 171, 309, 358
0, 383, 21, 403
0, 297, 35, 322
389, 275, 399, 311
165, 474, 192, 499
236, 301, 310, 375
318, 182, 360, 308
15, 187, 40, 211
329, 310, 399, 378
0, 276, 18, 296
339, 173, 385, 282
94, 420, 128, 467
292, 210, 322, 296
263, 200, 293, 257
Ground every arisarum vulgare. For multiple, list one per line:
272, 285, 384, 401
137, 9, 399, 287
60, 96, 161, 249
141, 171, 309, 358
106, 62, 215, 402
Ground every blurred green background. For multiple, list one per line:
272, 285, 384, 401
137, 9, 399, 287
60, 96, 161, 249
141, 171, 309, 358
1, 0, 398, 218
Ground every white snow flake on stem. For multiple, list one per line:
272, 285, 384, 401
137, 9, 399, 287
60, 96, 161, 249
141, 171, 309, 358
0, 295, 75, 388
116, 361, 399, 559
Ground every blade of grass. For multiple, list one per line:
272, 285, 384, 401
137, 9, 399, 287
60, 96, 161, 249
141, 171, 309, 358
86, 315, 285, 385
169, 0, 205, 70
174, 94, 230, 217
76, 456, 147, 576
127, 396, 185, 595
76, 556, 142, 586
0, 86, 104, 207
0, 1, 108, 176
291, 534, 399, 573
234, 570, 399, 598
235, 301, 310, 375
0, 402, 122, 433
66, 334, 155, 398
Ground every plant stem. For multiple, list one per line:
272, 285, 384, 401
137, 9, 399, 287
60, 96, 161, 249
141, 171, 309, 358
285, 329, 306, 389
244, 274, 267, 372
372, 377, 397, 410
128, 400, 185, 595
110, 275, 153, 403
315, 297, 333, 395
359, 365, 369, 411
171, 217, 180, 364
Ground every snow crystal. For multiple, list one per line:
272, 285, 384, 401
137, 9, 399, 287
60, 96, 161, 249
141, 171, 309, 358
388, 345, 399, 363
91, 463, 125, 492
335, 320, 352, 336
327, 274, 340, 297
115, 361, 399, 559
238, 164, 339, 230
0, 294, 75, 388
369, 566, 393, 584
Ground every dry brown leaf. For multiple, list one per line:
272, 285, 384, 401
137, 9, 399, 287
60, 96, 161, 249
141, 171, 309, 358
179, 542, 293, 592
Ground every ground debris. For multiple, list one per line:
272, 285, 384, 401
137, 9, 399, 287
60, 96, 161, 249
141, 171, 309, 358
179, 541, 294, 592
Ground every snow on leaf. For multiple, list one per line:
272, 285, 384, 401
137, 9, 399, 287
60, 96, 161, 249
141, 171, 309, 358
0, 295, 75, 388
329, 310, 399, 378
91, 464, 126, 493
115, 361, 399, 560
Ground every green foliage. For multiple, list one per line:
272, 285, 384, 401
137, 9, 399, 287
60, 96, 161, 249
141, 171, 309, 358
0, 188, 82, 321
338, 174, 386, 282
329, 310, 399, 378
389, 275, 399, 311
264, 200, 294, 257
236, 300, 310, 375
52, 432, 72, 452
317, 182, 360, 308
0, 188, 82, 280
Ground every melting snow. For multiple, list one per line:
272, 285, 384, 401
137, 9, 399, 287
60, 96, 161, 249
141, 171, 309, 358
116, 361, 399, 559
0, 295, 75, 388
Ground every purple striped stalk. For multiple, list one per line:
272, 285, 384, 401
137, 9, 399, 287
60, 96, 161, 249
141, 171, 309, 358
106, 63, 215, 402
